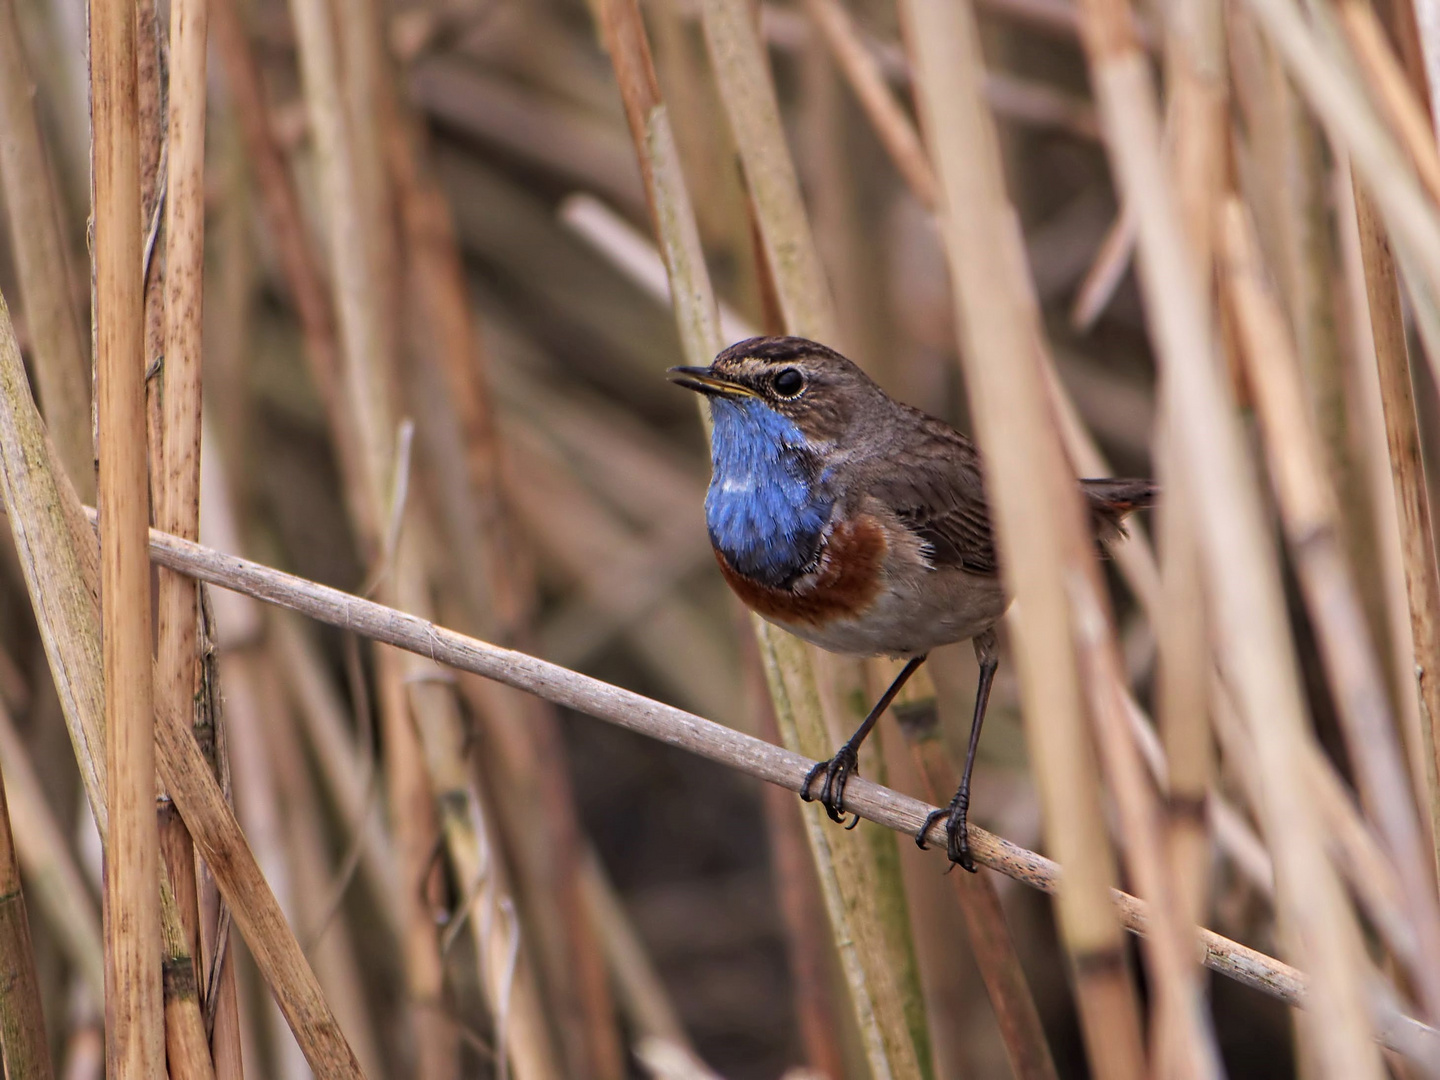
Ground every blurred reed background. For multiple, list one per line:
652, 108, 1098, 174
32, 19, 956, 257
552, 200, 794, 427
3, 0, 1440, 1076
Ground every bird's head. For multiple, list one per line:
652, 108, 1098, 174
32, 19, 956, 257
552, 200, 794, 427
668, 336, 886, 447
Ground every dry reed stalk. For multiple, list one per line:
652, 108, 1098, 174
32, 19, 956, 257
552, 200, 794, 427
0, 696, 103, 1002
126, 11, 218, 1075
0, 0, 92, 493
337, 0, 402, 419
284, 0, 393, 533
900, 2, 1148, 1077
119, 521, 1440, 1057
386, 124, 525, 641
1069, 207, 1137, 331
0, 709, 55, 1080
1070, 583, 1224, 1080
602, 1, 935, 1075
0, 291, 106, 832
157, 846, 217, 1080
897, 703, 1059, 1080
702, 0, 1106, 141
1221, 199, 1440, 1017
136, 0, 164, 502
1013, 235, 1217, 1078
196, 428, 262, 1080
1341, 1, 1440, 208
90, 0, 165, 1070
1073, 0, 1387, 1070
208, 0, 373, 541
0, 289, 367, 1078
800, 0, 937, 208
699, 0, 839, 342
1335, 167, 1433, 844
1241, 0, 1440, 351
155, 4, 218, 1076
323, 17, 565, 1077
1353, 181, 1440, 874
1155, 464, 1213, 940
1158, 0, 1223, 989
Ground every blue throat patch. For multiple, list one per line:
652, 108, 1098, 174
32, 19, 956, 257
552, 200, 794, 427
705, 397, 832, 588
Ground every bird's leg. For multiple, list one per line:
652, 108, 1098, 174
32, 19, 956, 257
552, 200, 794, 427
918, 628, 998, 871
803, 654, 928, 827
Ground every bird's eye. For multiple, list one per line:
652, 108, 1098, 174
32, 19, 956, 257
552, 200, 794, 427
772, 368, 805, 398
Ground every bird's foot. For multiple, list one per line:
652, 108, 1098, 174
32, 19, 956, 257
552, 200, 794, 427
917, 790, 976, 872
801, 744, 862, 828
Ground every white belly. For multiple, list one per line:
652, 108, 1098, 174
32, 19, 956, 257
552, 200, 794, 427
767, 568, 1009, 658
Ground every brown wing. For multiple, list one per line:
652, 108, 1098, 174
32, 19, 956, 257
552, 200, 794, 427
865, 413, 1158, 575
864, 416, 1001, 576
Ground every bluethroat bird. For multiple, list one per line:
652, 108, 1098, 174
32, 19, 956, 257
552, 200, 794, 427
671, 336, 1155, 871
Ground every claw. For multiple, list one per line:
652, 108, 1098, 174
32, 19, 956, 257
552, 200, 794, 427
916, 806, 946, 851
917, 792, 978, 872
801, 744, 860, 825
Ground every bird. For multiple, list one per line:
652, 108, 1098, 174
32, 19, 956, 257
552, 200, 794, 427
671, 335, 1155, 871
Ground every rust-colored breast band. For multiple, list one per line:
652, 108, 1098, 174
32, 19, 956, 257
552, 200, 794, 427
714, 515, 887, 626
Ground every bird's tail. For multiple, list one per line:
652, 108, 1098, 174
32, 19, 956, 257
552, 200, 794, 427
1081, 478, 1158, 543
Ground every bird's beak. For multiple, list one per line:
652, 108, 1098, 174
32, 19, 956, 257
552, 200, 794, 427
667, 366, 757, 398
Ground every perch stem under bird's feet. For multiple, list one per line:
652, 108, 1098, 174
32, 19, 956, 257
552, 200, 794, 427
919, 627, 999, 871
802, 653, 927, 828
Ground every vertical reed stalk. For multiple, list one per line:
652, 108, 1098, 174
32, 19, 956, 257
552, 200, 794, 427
1158, 0, 1223, 993
1156, 459, 1213, 936
374, 643, 456, 1080
90, 0, 165, 1071
1335, 166, 1432, 845
1353, 183, 1440, 876
901, 2, 1147, 1077
155, 3, 222, 1076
